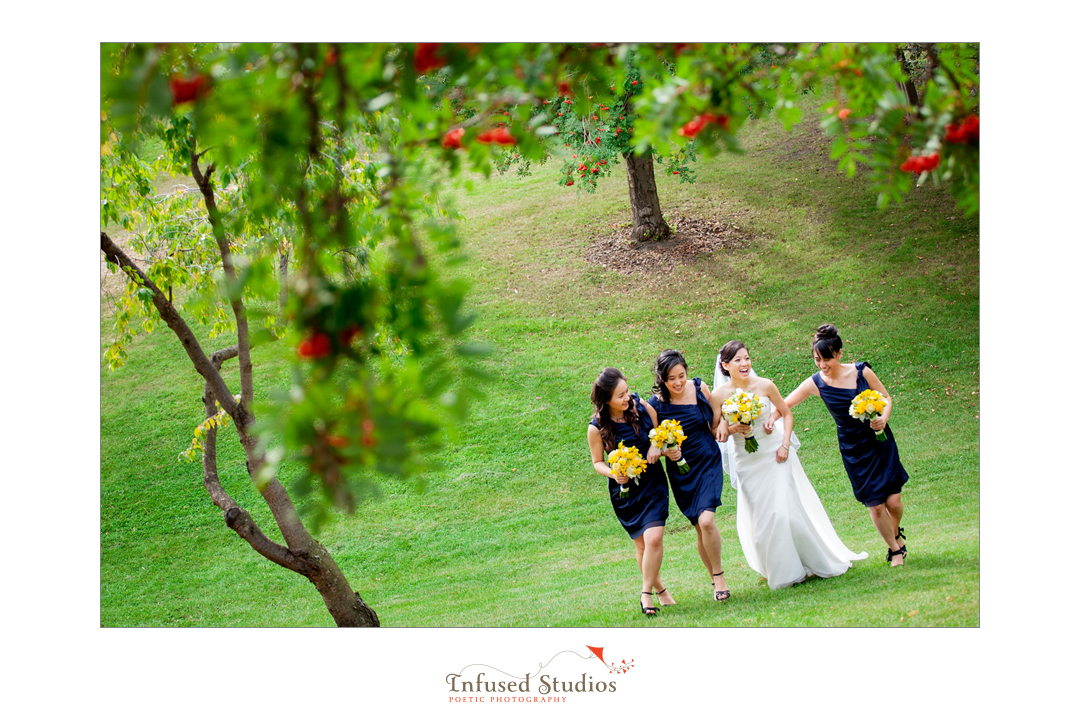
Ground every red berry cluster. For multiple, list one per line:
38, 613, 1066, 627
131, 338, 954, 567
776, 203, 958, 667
900, 152, 940, 174
477, 127, 516, 146
169, 75, 210, 106
442, 125, 517, 149
945, 115, 979, 145
442, 127, 465, 149
414, 43, 446, 74
677, 113, 729, 138
297, 324, 363, 360
297, 332, 332, 359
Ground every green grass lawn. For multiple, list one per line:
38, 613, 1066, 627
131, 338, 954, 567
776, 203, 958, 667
100, 92, 978, 627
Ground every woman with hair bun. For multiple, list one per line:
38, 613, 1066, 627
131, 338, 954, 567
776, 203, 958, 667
588, 367, 675, 616
713, 340, 867, 590
770, 324, 910, 567
647, 350, 731, 602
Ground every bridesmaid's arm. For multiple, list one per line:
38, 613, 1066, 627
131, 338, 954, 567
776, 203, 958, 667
716, 416, 730, 443
770, 376, 818, 423
862, 367, 894, 431
588, 425, 626, 484
764, 380, 794, 463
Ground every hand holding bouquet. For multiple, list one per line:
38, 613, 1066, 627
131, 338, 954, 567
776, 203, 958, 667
722, 389, 765, 452
849, 389, 887, 441
608, 442, 648, 497
650, 419, 690, 474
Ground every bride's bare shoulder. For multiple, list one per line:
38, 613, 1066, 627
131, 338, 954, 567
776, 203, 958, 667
750, 377, 776, 394
713, 383, 734, 400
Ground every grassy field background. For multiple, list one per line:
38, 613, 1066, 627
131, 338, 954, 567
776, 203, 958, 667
100, 89, 979, 627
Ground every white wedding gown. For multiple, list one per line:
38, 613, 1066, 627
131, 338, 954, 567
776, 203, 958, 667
723, 396, 869, 589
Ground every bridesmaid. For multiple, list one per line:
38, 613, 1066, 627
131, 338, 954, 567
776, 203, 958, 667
588, 368, 677, 616
647, 350, 731, 601
770, 324, 910, 567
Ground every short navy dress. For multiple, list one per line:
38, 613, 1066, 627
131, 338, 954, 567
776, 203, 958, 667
590, 394, 669, 539
647, 378, 724, 525
814, 361, 908, 507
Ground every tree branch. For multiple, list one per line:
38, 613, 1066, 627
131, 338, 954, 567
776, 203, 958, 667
189, 143, 256, 412
105, 230, 313, 552
184, 154, 318, 552
200, 344, 318, 576
101, 231, 239, 419
201, 344, 240, 511
225, 507, 318, 575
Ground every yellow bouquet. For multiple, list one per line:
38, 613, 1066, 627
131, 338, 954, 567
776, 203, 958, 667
649, 419, 690, 474
608, 442, 648, 497
849, 389, 888, 441
721, 388, 765, 453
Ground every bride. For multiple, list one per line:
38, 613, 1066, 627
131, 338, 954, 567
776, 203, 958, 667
712, 340, 867, 589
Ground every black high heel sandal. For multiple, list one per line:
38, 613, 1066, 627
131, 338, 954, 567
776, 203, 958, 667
886, 546, 905, 565
885, 528, 908, 562
640, 591, 658, 617
712, 571, 731, 602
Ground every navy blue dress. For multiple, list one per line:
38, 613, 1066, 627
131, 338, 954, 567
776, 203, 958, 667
590, 394, 669, 539
647, 378, 724, 525
814, 361, 908, 507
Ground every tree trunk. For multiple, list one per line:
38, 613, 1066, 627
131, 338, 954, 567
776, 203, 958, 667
223, 503, 380, 626
278, 246, 289, 316
623, 150, 672, 243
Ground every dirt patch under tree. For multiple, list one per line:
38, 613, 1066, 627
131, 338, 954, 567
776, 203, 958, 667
584, 214, 754, 278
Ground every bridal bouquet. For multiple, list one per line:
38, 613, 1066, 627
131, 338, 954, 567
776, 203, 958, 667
849, 389, 887, 441
650, 419, 690, 474
722, 389, 765, 453
608, 442, 648, 497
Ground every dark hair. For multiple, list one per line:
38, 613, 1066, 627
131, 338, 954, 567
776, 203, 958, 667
812, 323, 843, 360
652, 349, 688, 403
591, 367, 642, 452
718, 340, 748, 377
